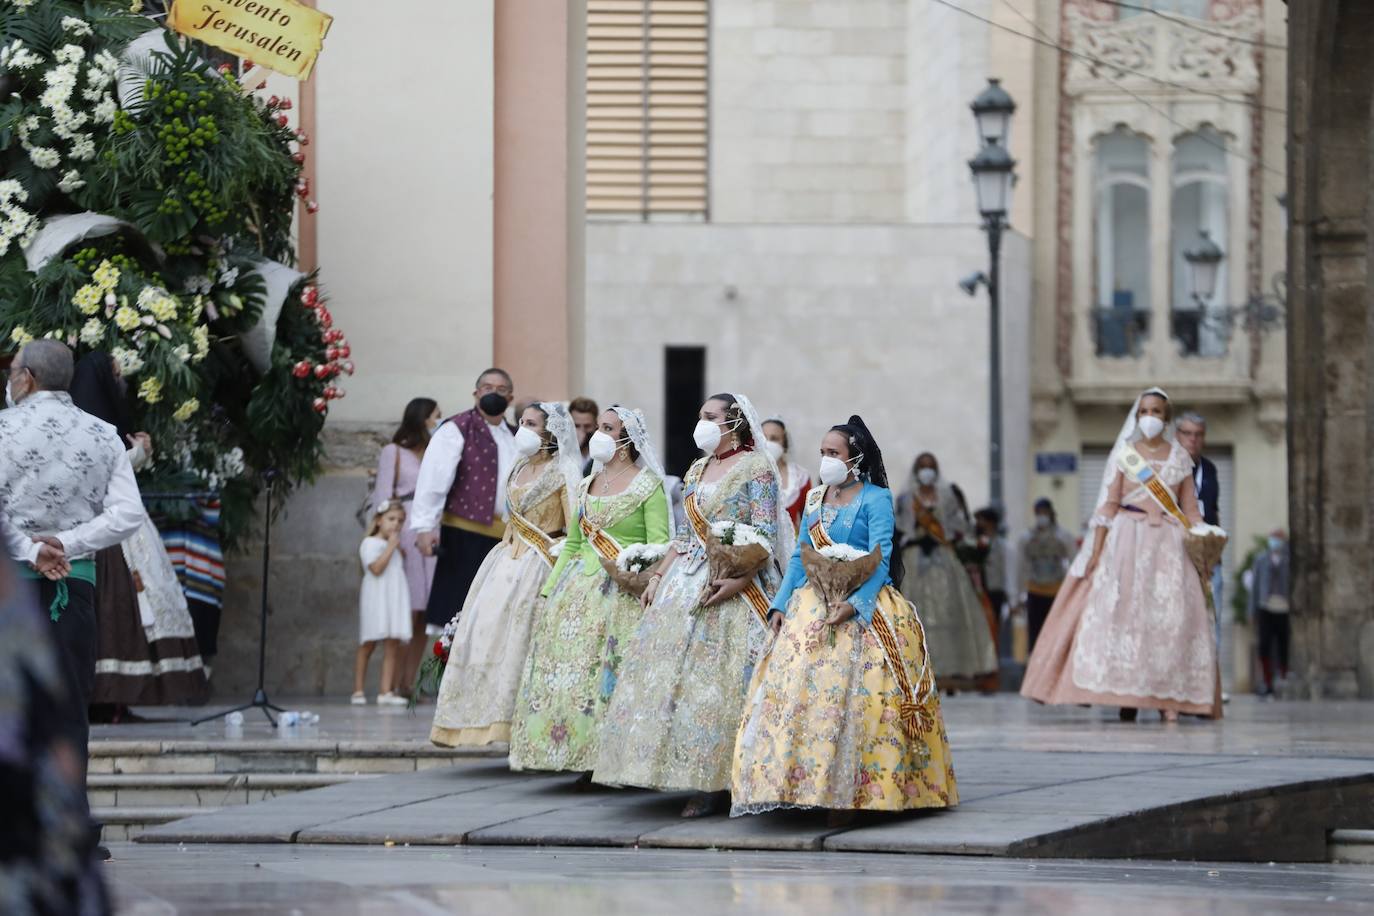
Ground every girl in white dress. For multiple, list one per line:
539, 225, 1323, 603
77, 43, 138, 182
354, 501, 414, 705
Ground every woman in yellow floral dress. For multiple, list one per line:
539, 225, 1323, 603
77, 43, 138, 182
732, 416, 957, 816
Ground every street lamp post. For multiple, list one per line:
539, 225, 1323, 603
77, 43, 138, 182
969, 79, 1017, 510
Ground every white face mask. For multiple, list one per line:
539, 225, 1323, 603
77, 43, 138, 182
1137, 415, 1165, 440
818, 454, 860, 487
693, 418, 723, 453
916, 467, 938, 486
513, 425, 543, 458
588, 430, 622, 465
1035, 514, 1052, 529
763, 440, 784, 462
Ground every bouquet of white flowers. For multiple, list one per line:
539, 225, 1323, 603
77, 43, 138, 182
601, 542, 668, 597
1184, 523, 1228, 593
801, 541, 881, 619
700, 520, 772, 605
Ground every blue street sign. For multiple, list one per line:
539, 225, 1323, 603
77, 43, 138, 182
1035, 452, 1077, 475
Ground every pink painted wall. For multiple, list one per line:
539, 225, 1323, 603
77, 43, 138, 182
493, 0, 579, 401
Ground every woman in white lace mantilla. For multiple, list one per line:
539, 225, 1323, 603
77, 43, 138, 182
1020, 388, 1220, 721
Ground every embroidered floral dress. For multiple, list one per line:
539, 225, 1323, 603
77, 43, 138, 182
732, 484, 958, 815
896, 483, 997, 682
594, 452, 781, 793
508, 469, 670, 773
431, 457, 568, 747
1021, 442, 1218, 716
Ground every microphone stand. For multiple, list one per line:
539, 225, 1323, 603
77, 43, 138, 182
192, 469, 285, 727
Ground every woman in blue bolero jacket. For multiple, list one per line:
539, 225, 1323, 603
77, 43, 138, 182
731, 416, 958, 817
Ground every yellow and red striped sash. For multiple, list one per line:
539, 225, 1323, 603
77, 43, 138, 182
683, 491, 772, 628
578, 512, 624, 566
509, 506, 558, 568
806, 489, 932, 739
1115, 445, 1191, 527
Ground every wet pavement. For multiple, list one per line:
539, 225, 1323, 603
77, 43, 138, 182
106, 842, 1374, 914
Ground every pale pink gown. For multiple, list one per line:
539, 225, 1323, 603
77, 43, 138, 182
373, 443, 438, 612
1020, 442, 1220, 718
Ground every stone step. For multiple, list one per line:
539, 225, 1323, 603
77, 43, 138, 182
88, 739, 500, 776
1330, 829, 1374, 864
94, 806, 216, 843
87, 772, 375, 809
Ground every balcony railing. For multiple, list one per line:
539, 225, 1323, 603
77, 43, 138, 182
1092, 306, 1150, 358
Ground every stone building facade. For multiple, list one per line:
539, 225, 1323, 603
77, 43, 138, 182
1286, 0, 1374, 698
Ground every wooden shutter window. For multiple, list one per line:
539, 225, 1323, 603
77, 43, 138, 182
587, 0, 709, 219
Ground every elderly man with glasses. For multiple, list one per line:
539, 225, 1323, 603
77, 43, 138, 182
0, 340, 144, 851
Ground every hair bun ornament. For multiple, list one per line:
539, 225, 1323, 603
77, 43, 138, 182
375, 499, 392, 514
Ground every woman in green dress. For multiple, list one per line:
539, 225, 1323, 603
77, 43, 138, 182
508, 405, 672, 774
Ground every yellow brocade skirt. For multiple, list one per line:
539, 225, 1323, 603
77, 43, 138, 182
731, 584, 958, 814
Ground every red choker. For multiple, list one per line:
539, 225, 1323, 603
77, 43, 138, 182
714, 444, 751, 461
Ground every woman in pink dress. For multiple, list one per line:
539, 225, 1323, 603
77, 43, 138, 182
373, 397, 442, 691
1021, 387, 1220, 721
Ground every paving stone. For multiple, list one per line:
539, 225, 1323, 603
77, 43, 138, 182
467, 788, 694, 847
113, 755, 216, 775
638, 809, 846, 852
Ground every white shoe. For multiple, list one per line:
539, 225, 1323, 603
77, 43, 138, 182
350, 692, 367, 705
376, 692, 408, 707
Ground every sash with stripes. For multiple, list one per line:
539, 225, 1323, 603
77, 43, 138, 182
683, 490, 773, 628
508, 505, 559, 568
579, 510, 624, 565
805, 485, 933, 739
1115, 444, 1191, 527
912, 498, 949, 546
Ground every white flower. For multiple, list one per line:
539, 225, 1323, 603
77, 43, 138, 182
94, 50, 119, 74
92, 97, 116, 124
28, 146, 59, 169
61, 16, 92, 36
183, 274, 212, 295
217, 265, 239, 287
56, 169, 85, 193
1, 40, 42, 71
53, 44, 85, 65
708, 520, 770, 550
1188, 524, 1228, 538
172, 344, 190, 362
79, 317, 104, 345
616, 542, 668, 573
9, 0, 37, 9
68, 134, 95, 162
111, 346, 143, 375
817, 543, 870, 562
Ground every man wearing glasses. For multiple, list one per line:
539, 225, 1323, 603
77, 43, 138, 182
0, 340, 143, 850
411, 368, 518, 639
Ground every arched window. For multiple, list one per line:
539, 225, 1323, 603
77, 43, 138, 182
1119, 0, 1209, 19
1093, 127, 1151, 357
1171, 127, 1229, 357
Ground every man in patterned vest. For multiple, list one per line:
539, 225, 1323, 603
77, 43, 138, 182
412, 368, 518, 632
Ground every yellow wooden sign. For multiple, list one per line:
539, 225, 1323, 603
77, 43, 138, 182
167, 0, 332, 81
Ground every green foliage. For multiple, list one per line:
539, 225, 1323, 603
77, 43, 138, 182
0, 2, 347, 548
1231, 535, 1268, 625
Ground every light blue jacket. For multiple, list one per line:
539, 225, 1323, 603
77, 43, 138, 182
770, 483, 895, 626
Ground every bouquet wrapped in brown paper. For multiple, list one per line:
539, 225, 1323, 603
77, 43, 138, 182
699, 521, 772, 605
1184, 523, 1229, 592
801, 542, 881, 616
600, 543, 669, 598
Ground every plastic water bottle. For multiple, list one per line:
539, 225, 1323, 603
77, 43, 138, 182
279, 711, 301, 728
225, 711, 244, 726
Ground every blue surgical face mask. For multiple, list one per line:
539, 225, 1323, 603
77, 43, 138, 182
1267, 536, 1284, 552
